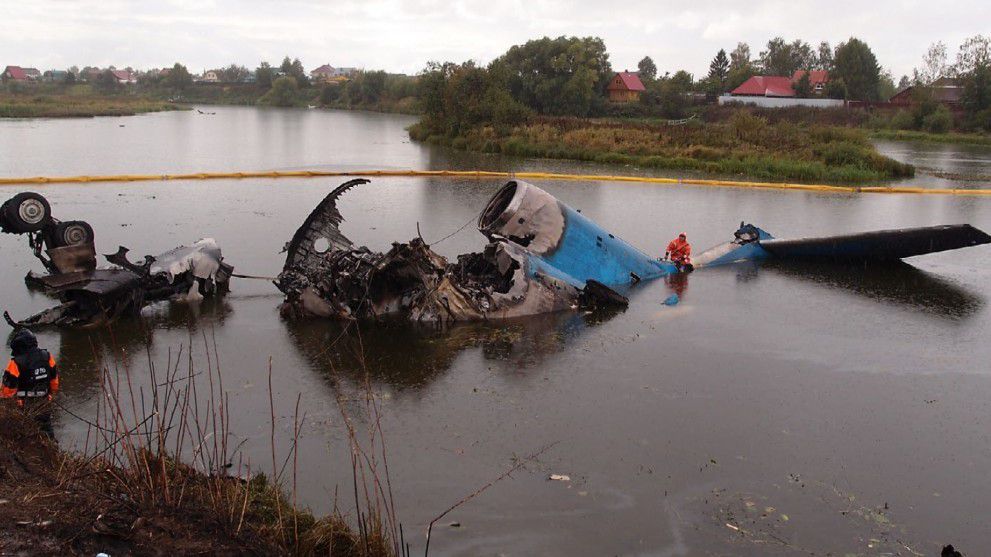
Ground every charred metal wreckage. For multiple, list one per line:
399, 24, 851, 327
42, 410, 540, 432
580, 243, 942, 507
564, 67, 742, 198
276, 179, 991, 323
1, 192, 232, 328
275, 179, 653, 322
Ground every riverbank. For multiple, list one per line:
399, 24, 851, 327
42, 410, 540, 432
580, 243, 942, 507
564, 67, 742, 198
410, 115, 915, 183
0, 401, 389, 556
870, 129, 991, 147
0, 93, 183, 118
0, 82, 420, 118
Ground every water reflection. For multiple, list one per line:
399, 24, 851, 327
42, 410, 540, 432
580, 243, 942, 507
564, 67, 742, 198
283, 308, 625, 390
50, 297, 234, 389
763, 260, 983, 320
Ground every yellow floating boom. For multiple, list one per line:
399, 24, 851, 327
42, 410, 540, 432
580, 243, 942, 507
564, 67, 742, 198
0, 169, 989, 196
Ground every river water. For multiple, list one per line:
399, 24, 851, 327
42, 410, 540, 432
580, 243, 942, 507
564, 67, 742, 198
2, 106, 991, 555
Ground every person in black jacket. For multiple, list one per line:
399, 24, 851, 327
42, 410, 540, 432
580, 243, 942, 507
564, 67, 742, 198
2, 329, 59, 437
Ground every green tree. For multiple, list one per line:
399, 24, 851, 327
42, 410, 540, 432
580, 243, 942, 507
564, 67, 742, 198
954, 35, 991, 76
344, 70, 388, 105
833, 38, 881, 100
954, 35, 991, 131
94, 69, 122, 94
218, 64, 250, 83
825, 78, 847, 100
290, 58, 309, 86
793, 72, 812, 97
643, 72, 692, 118
165, 63, 192, 93
319, 83, 341, 106
730, 43, 751, 70
725, 67, 753, 92
491, 36, 612, 117
816, 41, 833, 71
759, 37, 814, 76
255, 62, 274, 88
878, 70, 897, 101
259, 76, 299, 106
914, 41, 948, 85
957, 36, 991, 125
707, 49, 729, 91
417, 61, 530, 136
638, 56, 657, 83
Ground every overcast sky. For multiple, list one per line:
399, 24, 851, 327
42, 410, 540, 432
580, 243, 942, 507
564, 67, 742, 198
1, 0, 988, 79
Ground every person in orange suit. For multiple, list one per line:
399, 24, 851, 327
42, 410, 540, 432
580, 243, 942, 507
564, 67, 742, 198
664, 232, 693, 271
2, 329, 59, 438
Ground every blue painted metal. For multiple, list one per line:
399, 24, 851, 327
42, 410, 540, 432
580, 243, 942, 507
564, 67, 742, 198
537, 205, 672, 287
479, 181, 674, 290
693, 224, 774, 268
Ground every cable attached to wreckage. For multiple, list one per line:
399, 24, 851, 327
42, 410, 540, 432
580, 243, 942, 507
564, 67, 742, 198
230, 272, 279, 281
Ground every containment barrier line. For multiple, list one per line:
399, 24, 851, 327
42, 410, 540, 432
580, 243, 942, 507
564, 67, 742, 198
0, 170, 990, 196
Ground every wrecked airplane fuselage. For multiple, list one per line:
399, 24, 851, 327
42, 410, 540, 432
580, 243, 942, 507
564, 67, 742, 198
276, 180, 641, 322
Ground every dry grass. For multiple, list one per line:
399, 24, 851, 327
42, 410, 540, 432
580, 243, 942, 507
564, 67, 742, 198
0, 331, 397, 556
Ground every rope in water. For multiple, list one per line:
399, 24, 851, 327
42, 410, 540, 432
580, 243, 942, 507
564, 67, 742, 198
0, 169, 989, 196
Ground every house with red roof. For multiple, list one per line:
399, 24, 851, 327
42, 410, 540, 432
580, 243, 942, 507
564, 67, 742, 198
2, 66, 30, 82
722, 70, 842, 107
730, 76, 797, 97
607, 71, 646, 103
310, 64, 336, 83
111, 70, 136, 84
731, 71, 830, 98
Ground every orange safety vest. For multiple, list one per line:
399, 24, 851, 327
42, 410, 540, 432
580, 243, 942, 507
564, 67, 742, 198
666, 238, 692, 263
2, 351, 59, 403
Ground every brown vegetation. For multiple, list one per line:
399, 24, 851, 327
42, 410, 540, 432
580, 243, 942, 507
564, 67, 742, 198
0, 339, 396, 556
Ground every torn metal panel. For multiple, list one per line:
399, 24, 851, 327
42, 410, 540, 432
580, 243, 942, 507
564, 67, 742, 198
5, 269, 144, 329
282, 178, 369, 273
46, 244, 98, 274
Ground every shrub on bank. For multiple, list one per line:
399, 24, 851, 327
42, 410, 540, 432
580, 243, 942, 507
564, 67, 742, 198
412, 114, 915, 183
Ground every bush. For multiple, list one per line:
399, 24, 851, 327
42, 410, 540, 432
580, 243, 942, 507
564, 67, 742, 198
971, 108, 991, 131
318, 84, 341, 106
258, 76, 298, 107
820, 142, 867, 167
889, 110, 916, 130
922, 105, 953, 134
729, 110, 767, 142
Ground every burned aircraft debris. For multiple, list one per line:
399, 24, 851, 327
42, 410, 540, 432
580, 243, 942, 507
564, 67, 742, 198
276, 180, 641, 322
1, 192, 233, 328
